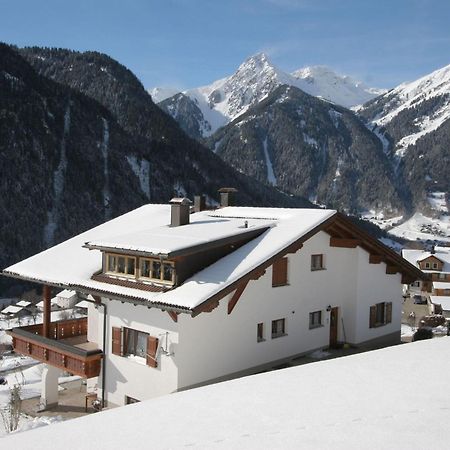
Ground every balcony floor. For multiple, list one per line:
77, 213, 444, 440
58, 335, 100, 352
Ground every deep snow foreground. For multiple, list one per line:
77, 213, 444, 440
3, 338, 450, 449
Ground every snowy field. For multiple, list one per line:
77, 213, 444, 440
2, 337, 450, 449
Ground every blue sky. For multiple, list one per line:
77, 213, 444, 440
1, 0, 450, 90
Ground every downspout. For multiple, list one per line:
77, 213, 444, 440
80, 294, 107, 408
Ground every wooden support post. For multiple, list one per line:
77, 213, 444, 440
228, 280, 249, 315
167, 311, 178, 323
43, 285, 51, 339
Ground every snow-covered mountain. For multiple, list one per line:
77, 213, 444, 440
359, 63, 450, 157
156, 53, 384, 137
149, 86, 180, 103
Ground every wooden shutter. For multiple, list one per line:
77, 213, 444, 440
146, 336, 159, 368
112, 327, 122, 356
385, 302, 392, 324
272, 257, 288, 287
369, 305, 376, 328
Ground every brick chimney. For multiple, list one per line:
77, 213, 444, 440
193, 195, 206, 213
170, 198, 192, 227
218, 188, 238, 208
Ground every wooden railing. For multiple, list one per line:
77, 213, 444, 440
7, 318, 102, 378
22, 317, 89, 340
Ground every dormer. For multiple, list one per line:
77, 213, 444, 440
418, 255, 444, 271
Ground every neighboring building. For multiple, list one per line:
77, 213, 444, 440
2, 195, 423, 408
402, 247, 450, 315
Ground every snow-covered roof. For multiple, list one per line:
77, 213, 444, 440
2, 205, 337, 311
16, 300, 31, 307
56, 289, 77, 299
430, 295, 450, 310
75, 300, 90, 309
1, 305, 23, 315
85, 214, 273, 256
433, 281, 450, 290
402, 246, 450, 273
3, 337, 450, 449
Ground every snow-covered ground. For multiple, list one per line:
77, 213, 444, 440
388, 212, 450, 243
3, 337, 450, 449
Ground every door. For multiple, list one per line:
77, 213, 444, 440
329, 307, 339, 348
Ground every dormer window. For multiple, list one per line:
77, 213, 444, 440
140, 258, 174, 284
107, 254, 136, 276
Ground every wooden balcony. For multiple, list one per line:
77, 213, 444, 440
7, 317, 102, 378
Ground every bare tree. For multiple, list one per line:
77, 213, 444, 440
0, 384, 22, 433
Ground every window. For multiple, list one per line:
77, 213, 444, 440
257, 323, 264, 342
272, 257, 288, 287
271, 318, 286, 338
369, 302, 392, 328
111, 326, 159, 368
139, 258, 175, 284
432, 262, 438, 270
438, 273, 446, 280
311, 254, 324, 271
425, 262, 431, 269
106, 254, 136, 276
309, 310, 322, 329
124, 327, 148, 359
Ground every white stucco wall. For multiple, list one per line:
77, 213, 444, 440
176, 231, 402, 389
98, 299, 180, 406
354, 248, 403, 344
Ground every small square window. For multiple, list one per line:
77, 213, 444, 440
311, 254, 324, 271
271, 318, 286, 338
425, 262, 430, 269
108, 255, 117, 272
309, 311, 322, 329
257, 323, 264, 342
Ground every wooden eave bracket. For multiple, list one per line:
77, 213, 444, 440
228, 280, 249, 315
369, 254, 383, 264
329, 237, 360, 248
386, 265, 400, 275
167, 311, 179, 323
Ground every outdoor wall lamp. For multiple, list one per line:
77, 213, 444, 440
326, 305, 332, 312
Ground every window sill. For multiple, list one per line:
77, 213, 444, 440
272, 283, 290, 288
309, 324, 324, 330
311, 268, 326, 272
124, 354, 147, 366
271, 333, 287, 339
257, 338, 266, 343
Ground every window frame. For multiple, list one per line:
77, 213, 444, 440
123, 327, 149, 360
311, 254, 325, 271
257, 322, 265, 342
309, 310, 323, 329
369, 301, 392, 328
139, 257, 175, 285
106, 252, 136, 278
271, 318, 286, 339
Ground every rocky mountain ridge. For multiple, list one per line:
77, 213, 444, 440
157, 53, 383, 138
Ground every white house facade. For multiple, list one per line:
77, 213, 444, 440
3, 196, 423, 407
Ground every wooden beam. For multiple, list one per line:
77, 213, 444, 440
369, 254, 383, 264
42, 285, 51, 339
386, 265, 399, 274
402, 274, 415, 284
329, 237, 360, 248
228, 280, 249, 315
167, 311, 178, 323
